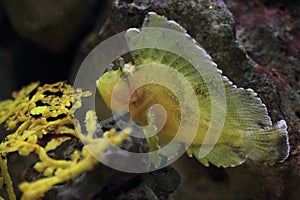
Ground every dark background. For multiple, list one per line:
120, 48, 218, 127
0, 0, 299, 199
0, 0, 109, 100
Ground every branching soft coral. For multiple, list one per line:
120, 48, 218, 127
0, 82, 130, 200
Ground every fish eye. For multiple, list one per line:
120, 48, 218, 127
121, 72, 131, 81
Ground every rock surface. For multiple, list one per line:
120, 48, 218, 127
76, 0, 299, 199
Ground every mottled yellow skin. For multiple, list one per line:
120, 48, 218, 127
97, 68, 179, 142
97, 66, 243, 147
97, 12, 289, 167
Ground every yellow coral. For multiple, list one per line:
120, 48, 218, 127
0, 157, 16, 200
0, 82, 130, 200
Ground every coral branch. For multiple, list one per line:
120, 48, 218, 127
0, 157, 16, 200
0, 82, 130, 199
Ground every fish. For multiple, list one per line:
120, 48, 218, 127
96, 12, 290, 167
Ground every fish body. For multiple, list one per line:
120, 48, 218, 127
97, 12, 289, 167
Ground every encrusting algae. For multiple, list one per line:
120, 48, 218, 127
0, 82, 130, 200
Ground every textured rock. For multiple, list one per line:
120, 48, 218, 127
58, 165, 180, 200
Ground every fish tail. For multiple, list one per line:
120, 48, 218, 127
246, 120, 290, 164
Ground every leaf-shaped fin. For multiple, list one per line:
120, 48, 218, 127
143, 12, 186, 33
246, 120, 289, 164
159, 142, 182, 161
222, 85, 272, 133
144, 106, 182, 168
188, 144, 246, 167
126, 12, 189, 66
189, 119, 289, 167
144, 107, 161, 168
